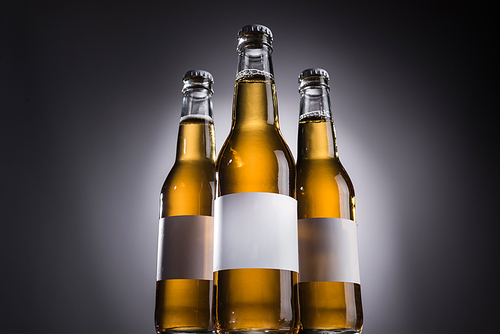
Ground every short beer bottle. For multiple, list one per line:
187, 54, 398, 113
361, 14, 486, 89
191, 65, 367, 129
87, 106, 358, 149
214, 25, 299, 334
155, 70, 216, 334
296, 68, 363, 333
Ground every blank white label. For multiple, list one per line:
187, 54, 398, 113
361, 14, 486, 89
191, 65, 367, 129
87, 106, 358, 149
298, 218, 360, 284
156, 215, 214, 280
213, 192, 298, 272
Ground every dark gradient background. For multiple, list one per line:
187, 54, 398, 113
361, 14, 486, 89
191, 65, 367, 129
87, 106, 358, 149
1, 1, 498, 333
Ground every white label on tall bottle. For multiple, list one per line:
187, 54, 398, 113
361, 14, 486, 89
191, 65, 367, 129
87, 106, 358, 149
298, 218, 360, 284
213, 192, 298, 272
156, 215, 214, 280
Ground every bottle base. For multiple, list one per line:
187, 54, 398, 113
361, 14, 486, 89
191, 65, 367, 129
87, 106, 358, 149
299, 330, 361, 334
216, 331, 297, 334
157, 330, 213, 334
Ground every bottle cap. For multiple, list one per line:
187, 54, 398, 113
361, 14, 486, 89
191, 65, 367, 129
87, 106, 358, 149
182, 70, 214, 94
298, 68, 330, 82
237, 24, 273, 50
183, 69, 214, 83
298, 68, 330, 91
237, 24, 273, 41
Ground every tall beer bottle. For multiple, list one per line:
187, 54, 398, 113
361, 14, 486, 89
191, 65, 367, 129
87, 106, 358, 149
214, 25, 299, 334
296, 68, 363, 333
155, 70, 216, 334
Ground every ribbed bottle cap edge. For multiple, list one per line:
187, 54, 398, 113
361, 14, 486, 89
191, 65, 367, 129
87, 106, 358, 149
183, 69, 214, 83
237, 24, 273, 40
298, 68, 330, 82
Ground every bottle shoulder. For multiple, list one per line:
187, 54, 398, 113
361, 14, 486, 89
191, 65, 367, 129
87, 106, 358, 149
216, 126, 296, 196
217, 127, 295, 173
162, 160, 215, 192
297, 157, 355, 220
218, 125, 294, 159
160, 160, 215, 217
297, 157, 354, 194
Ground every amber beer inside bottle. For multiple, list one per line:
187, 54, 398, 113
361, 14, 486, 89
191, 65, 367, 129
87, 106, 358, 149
296, 69, 363, 333
155, 71, 216, 334
214, 25, 299, 334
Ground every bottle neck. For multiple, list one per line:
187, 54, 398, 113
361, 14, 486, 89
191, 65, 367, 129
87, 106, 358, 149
181, 87, 213, 120
176, 88, 215, 161
233, 43, 278, 128
297, 85, 338, 159
236, 43, 274, 79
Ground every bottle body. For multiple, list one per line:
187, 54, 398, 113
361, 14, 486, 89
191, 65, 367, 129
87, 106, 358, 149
214, 25, 299, 334
296, 69, 363, 333
155, 72, 216, 334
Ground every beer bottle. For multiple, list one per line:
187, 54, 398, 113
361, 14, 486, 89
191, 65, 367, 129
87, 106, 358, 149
296, 68, 363, 333
214, 25, 299, 334
155, 70, 216, 334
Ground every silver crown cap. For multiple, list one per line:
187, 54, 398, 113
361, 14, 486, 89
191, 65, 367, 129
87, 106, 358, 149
298, 68, 330, 82
237, 24, 273, 41
183, 69, 214, 83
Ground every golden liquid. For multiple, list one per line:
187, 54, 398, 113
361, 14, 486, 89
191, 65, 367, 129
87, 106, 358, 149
215, 75, 299, 333
160, 118, 215, 218
155, 117, 215, 334
156, 279, 212, 332
296, 117, 363, 333
298, 282, 362, 332
214, 269, 299, 332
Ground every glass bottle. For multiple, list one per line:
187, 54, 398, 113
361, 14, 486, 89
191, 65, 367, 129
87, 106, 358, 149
213, 25, 299, 334
155, 70, 216, 334
296, 68, 363, 333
